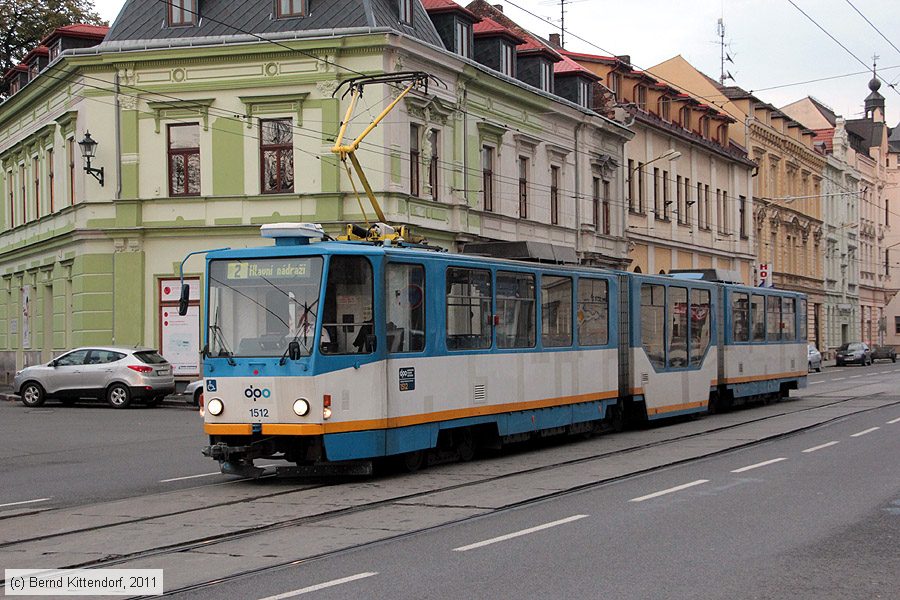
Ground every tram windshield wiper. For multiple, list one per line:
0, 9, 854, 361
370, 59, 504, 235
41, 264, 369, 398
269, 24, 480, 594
279, 300, 318, 366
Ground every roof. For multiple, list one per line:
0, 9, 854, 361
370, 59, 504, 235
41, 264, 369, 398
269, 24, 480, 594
467, 0, 560, 60
103, 0, 444, 48
812, 128, 834, 153
554, 53, 599, 80
42, 24, 110, 45
473, 17, 526, 44
421, 0, 479, 21
845, 118, 886, 151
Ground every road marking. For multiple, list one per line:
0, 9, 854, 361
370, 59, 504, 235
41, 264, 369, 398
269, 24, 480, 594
258, 573, 378, 599
809, 381, 824, 385
802, 441, 839, 453
0, 498, 50, 509
628, 480, 709, 503
851, 427, 880, 437
160, 472, 222, 483
731, 458, 787, 473
849, 375, 863, 379
453, 514, 589, 551
887, 417, 900, 425
832, 377, 847, 381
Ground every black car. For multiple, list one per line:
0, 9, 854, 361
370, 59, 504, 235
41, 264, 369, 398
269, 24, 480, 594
835, 342, 872, 366
871, 345, 897, 363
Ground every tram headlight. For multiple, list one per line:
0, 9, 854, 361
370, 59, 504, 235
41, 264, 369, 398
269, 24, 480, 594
207, 398, 224, 416
292, 398, 310, 417
323, 407, 332, 420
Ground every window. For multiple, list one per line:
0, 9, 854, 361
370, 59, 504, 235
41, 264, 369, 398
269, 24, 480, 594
32, 155, 40, 218
798, 299, 807, 340
429, 129, 439, 200
782, 297, 796, 340
455, 20, 472, 58
496, 271, 536, 348
653, 167, 660, 218
260, 118, 294, 194
500, 43, 515, 76
608, 72, 621, 101
6, 170, 13, 226
47, 149, 54, 213
541, 275, 572, 347
684, 177, 691, 225
19, 163, 25, 223
578, 80, 591, 108
67, 137, 75, 205
681, 106, 691, 130
659, 96, 671, 121
56, 349, 89, 367
592, 176, 600, 230
627, 159, 634, 211
49, 41, 61, 61
539, 61, 553, 92
410, 124, 420, 197
386, 263, 425, 353
751, 294, 766, 342
732, 292, 749, 342
689, 289, 711, 366
399, 0, 413, 24
446, 267, 492, 350
482, 145, 494, 212
676, 175, 683, 224
518, 156, 528, 218
550, 165, 560, 225
577, 278, 608, 346
641, 283, 665, 368
662, 170, 669, 219
276, 0, 307, 18
696, 182, 703, 226
322, 256, 374, 355
167, 124, 200, 197
668, 287, 689, 367
602, 180, 611, 235
168, 0, 196, 26
895, 316, 900, 335
716, 188, 723, 233
739, 195, 747, 238
704, 184, 710, 229
635, 85, 647, 110
701, 116, 710, 138
766, 296, 781, 341
638, 162, 645, 212
28, 62, 39, 81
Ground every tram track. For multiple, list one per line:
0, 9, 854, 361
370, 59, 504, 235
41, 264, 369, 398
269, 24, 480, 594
2, 389, 896, 594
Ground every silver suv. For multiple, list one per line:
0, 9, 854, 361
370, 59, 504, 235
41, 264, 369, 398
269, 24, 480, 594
14, 347, 175, 408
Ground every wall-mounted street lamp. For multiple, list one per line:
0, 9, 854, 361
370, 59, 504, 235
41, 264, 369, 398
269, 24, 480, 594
78, 131, 104, 187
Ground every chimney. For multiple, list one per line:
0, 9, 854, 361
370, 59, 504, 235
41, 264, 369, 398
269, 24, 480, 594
493, 4, 503, 12
616, 55, 631, 67
549, 33, 561, 48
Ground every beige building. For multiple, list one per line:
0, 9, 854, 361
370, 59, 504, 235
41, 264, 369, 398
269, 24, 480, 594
566, 53, 755, 282
651, 56, 826, 346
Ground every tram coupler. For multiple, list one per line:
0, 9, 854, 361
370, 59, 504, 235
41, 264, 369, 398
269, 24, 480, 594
220, 460, 266, 479
275, 461, 373, 478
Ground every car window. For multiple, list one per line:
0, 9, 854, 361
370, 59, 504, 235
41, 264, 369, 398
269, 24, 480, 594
837, 344, 849, 351
89, 350, 126, 364
56, 350, 89, 367
134, 351, 168, 364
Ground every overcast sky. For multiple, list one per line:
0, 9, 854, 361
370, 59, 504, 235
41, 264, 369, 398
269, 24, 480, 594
93, 0, 900, 126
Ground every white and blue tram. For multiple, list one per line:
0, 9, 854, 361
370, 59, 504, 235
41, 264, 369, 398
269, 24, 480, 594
195, 224, 806, 476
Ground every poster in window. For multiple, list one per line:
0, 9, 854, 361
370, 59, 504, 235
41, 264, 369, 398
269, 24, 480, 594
22, 285, 31, 349
160, 304, 200, 376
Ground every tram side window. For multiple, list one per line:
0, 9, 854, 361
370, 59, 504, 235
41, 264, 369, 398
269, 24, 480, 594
640, 283, 665, 368
668, 286, 689, 367
496, 271, 536, 348
732, 292, 750, 342
446, 267, 492, 350
690, 288, 711, 366
782, 298, 796, 340
766, 296, 781, 341
541, 275, 573, 347
751, 294, 766, 342
798, 299, 808, 340
386, 263, 425, 353
577, 278, 608, 346
322, 256, 374, 354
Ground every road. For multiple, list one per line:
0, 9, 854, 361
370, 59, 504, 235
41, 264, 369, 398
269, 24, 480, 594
177, 402, 900, 600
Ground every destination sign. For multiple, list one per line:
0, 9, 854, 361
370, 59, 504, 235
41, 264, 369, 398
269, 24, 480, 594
226, 261, 310, 280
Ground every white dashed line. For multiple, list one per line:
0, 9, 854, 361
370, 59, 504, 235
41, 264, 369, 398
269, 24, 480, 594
257, 572, 378, 599
453, 515, 589, 551
849, 375, 863, 379
628, 480, 709, 503
731, 458, 788, 473
887, 416, 900, 424
809, 381, 824, 385
850, 427, 879, 437
0, 498, 50, 509
160, 472, 222, 483
802, 441, 839, 453
832, 377, 847, 381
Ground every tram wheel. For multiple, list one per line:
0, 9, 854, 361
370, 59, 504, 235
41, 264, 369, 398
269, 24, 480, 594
399, 450, 426, 472
455, 428, 476, 462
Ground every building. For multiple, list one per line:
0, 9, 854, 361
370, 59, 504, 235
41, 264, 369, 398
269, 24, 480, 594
650, 56, 826, 347
0, 0, 631, 379
566, 52, 756, 281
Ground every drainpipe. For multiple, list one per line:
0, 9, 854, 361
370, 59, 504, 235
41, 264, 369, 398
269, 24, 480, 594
115, 71, 122, 200
574, 121, 584, 262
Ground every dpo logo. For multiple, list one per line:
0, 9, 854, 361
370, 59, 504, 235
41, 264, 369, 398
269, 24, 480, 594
244, 385, 272, 400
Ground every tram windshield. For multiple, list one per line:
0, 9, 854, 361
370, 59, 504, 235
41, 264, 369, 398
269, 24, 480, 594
207, 257, 324, 358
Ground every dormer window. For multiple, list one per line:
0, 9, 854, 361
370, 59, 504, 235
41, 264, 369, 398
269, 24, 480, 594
635, 85, 647, 110
658, 96, 671, 121
680, 106, 691, 130
577, 79, 591, 108
276, 0, 308, 18
49, 41, 62, 61
28, 63, 39, 81
400, 0, 413, 24
500, 42, 515, 76
539, 61, 553, 92
700, 116, 710, 138
8, 79, 20, 94
168, 0, 197, 27
608, 72, 621, 101
454, 20, 472, 58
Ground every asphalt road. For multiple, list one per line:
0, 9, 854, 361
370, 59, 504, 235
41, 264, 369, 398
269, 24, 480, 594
179, 402, 900, 600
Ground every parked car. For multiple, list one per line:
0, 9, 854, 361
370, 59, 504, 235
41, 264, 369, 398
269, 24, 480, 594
807, 344, 822, 372
871, 345, 897, 363
14, 347, 175, 408
834, 342, 872, 366
183, 380, 204, 406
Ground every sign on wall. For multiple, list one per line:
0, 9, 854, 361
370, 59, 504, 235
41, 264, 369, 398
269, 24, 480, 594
159, 278, 200, 377
21, 285, 31, 349
757, 263, 773, 288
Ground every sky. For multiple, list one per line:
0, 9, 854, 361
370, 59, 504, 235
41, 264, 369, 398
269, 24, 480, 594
91, 0, 900, 127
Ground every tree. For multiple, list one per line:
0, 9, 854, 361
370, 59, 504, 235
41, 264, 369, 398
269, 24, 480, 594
0, 0, 105, 78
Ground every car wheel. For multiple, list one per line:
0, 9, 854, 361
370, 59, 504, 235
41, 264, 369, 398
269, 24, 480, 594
192, 388, 202, 407
107, 383, 132, 409
20, 382, 46, 407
